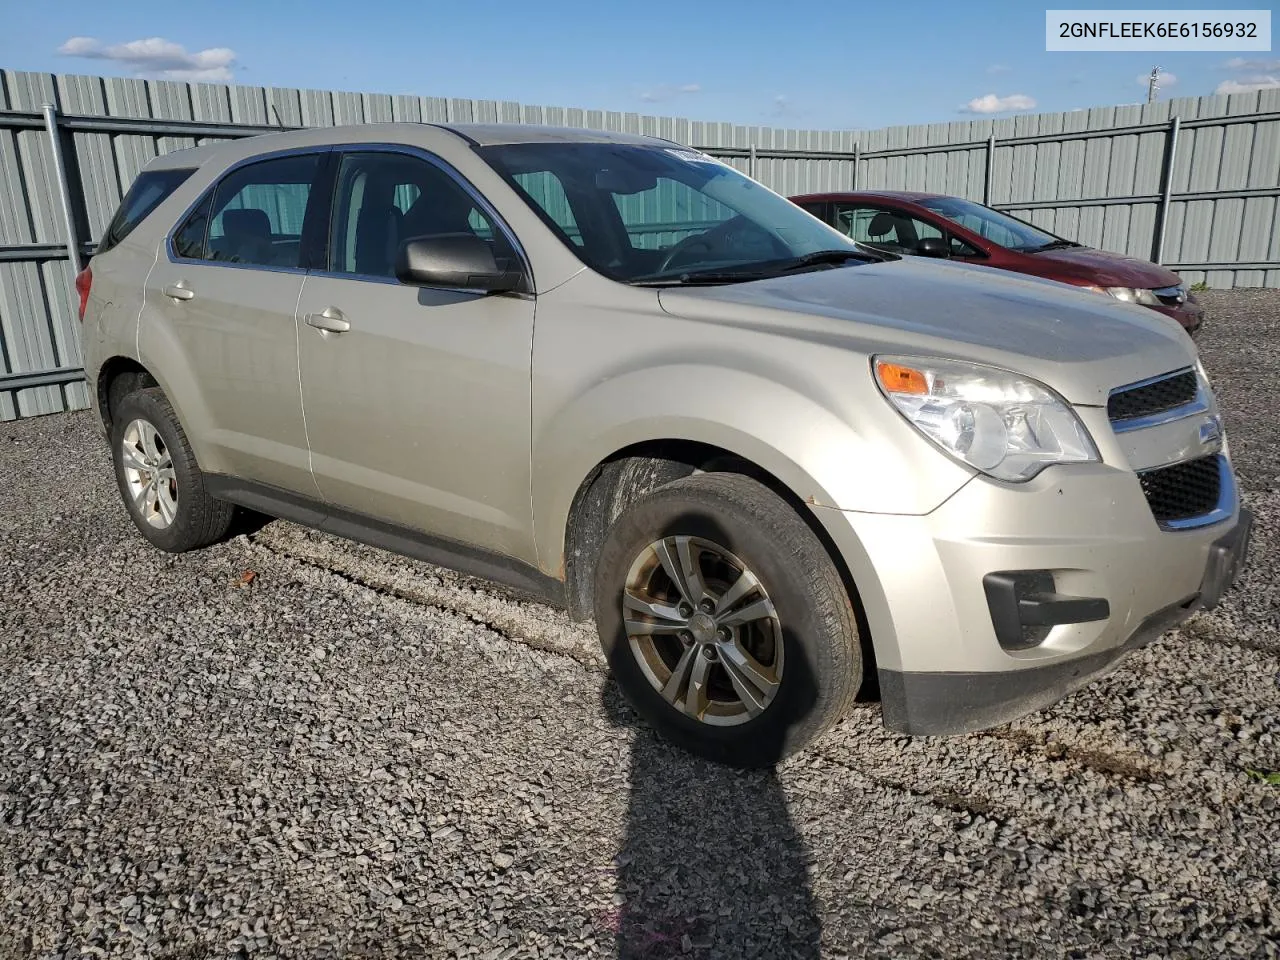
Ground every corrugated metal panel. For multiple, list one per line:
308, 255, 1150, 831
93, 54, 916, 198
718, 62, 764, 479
57, 75, 119, 241
0, 127, 30, 244
0, 261, 61, 415
267, 88, 304, 128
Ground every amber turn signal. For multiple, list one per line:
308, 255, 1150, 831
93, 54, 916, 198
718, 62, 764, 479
875, 360, 929, 395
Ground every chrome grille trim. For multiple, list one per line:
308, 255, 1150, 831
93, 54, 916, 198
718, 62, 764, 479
1140, 454, 1237, 531
1108, 367, 1207, 433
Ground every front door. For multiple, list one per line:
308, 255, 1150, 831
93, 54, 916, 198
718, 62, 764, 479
145, 151, 327, 493
296, 148, 537, 562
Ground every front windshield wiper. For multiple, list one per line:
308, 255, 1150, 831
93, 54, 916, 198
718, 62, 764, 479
772, 248, 892, 271
630, 269, 772, 287
629, 248, 889, 286
1030, 239, 1082, 252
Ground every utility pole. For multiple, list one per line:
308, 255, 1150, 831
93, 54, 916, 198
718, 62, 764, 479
1147, 66, 1162, 104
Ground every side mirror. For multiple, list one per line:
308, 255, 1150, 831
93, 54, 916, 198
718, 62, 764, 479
395, 234, 520, 293
916, 237, 951, 259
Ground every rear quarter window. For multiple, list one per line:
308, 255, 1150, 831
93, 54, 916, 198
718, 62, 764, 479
98, 168, 195, 255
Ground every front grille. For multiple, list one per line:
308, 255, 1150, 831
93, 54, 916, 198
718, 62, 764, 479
1138, 455, 1222, 525
1108, 369, 1198, 422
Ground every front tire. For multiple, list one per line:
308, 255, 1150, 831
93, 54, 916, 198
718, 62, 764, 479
110, 387, 234, 552
594, 473, 861, 767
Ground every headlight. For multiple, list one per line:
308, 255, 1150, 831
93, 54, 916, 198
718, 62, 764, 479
1096, 286, 1162, 306
873, 356, 1099, 482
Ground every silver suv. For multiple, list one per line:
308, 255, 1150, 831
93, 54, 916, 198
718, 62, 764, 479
80, 123, 1250, 766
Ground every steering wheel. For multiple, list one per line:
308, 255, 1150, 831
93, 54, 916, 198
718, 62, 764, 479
657, 233, 717, 274
657, 216, 791, 275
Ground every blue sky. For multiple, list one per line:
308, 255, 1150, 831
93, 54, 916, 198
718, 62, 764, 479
1, 0, 1276, 130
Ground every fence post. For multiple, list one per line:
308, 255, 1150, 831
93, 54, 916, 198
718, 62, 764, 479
748, 143, 757, 180
852, 141, 860, 190
983, 133, 996, 206
41, 103, 83, 276
1151, 115, 1181, 265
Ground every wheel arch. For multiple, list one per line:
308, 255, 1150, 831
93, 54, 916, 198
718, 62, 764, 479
95, 356, 159, 434
557, 436, 880, 697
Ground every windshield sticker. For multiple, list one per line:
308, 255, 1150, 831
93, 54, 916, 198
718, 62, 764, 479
665, 148, 721, 165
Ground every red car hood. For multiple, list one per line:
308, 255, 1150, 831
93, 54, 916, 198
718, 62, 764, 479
1027, 246, 1183, 288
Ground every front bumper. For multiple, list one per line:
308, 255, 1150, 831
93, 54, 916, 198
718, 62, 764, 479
1152, 298, 1204, 336
814, 463, 1250, 735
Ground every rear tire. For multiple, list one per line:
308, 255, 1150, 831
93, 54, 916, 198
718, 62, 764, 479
110, 387, 234, 552
594, 472, 861, 767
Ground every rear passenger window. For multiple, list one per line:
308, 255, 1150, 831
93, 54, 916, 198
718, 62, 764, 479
175, 154, 320, 268
98, 168, 194, 254
173, 193, 212, 260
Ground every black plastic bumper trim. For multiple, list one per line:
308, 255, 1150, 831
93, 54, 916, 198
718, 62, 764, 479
983, 571, 1110, 651
879, 595, 1197, 735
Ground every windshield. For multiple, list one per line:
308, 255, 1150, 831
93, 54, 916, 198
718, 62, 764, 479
917, 196, 1063, 253
477, 142, 872, 283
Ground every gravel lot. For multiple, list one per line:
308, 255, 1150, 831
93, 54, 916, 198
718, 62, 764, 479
2, 290, 1279, 959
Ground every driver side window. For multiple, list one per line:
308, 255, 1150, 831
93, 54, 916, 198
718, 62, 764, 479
834, 203, 942, 256
329, 151, 511, 280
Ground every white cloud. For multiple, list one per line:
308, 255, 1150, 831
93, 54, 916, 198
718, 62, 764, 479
1214, 57, 1280, 95
1136, 71, 1177, 87
986, 64, 1011, 74
57, 36, 236, 82
1224, 57, 1280, 71
638, 82, 701, 103
1216, 75, 1280, 95
961, 93, 1036, 114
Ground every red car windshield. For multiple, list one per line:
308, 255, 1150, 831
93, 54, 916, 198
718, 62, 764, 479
918, 197, 1061, 253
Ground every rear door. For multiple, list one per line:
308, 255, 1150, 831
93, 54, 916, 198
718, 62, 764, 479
144, 151, 328, 494
295, 147, 538, 562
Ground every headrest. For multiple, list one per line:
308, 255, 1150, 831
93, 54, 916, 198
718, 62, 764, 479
867, 211, 898, 238
221, 208, 271, 238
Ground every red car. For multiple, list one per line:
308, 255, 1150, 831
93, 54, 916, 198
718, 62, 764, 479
791, 191, 1203, 336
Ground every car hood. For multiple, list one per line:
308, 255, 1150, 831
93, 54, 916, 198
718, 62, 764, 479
1026, 246, 1184, 288
656, 257, 1195, 407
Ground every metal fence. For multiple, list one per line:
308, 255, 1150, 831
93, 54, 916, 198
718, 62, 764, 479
2, 68, 1279, 420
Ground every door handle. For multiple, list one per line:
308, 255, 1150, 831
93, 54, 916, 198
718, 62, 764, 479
304, 307, 350, 334
163, 282, 195, 301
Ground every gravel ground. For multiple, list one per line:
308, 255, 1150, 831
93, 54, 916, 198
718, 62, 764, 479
2, 289, 1279, 960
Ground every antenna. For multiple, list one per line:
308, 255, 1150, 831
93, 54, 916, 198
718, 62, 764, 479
1147, 66, 1162, 104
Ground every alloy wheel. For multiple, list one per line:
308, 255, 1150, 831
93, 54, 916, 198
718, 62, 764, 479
622, 535, 783, 726
120, 418, 178, 530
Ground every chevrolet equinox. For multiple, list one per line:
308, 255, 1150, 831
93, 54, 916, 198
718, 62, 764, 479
79, 123, 1251, 766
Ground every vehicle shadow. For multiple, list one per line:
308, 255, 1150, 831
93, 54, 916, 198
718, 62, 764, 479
599, 510, 822, 958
